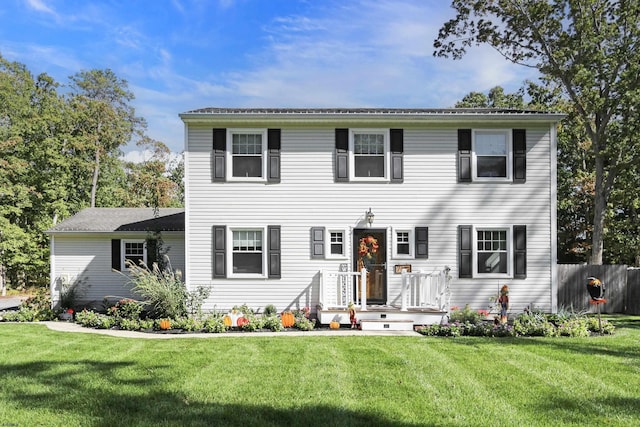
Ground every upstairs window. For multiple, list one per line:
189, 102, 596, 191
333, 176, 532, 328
353, 132, 386, 178
229, 130, 267, 179
474, 131, 510, 179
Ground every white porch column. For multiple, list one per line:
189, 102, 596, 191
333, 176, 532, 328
360, 268, 367, 311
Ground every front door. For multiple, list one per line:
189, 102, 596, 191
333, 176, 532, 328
354, 229, 386, 304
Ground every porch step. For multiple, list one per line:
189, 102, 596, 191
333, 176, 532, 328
359, 319, 415, 331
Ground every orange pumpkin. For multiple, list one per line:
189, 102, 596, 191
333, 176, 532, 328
281, 311, 295, 328
223, 315, 233, 327
329, 321, 340, 330
236, 317, 249, 327
159, 319, 171, 330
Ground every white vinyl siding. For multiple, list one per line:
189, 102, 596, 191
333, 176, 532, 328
50, 233, 185, 307
185, 123, 555, 313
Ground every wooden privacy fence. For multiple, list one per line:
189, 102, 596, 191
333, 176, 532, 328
557, 264, 640, 314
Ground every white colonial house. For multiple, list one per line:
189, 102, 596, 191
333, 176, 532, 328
49, 107, 563, 329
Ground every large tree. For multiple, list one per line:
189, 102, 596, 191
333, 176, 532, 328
434, 0, 640, 264
67, 69, 145, 207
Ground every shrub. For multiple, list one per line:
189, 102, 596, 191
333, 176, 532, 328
107, 299, 143, 320
449, 305, 484, 324
263, 304, 277, 316
125, 259, 187, 319
587, 317, 615, 334
173, 316, 203, 332
513, 312, 557, 337
118, 318, 141, 331
557, 318, 590, 337
203, 314, 227, 333
294, 317, 316, 331
185, 286, 211, 320
262, 315, 283, 332
75, 310, 115, 329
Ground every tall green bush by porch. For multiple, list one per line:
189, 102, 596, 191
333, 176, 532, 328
125, 259, 187, 319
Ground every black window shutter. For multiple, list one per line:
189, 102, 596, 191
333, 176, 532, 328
458, 129, 472, 182
146, 238, 158, 267
458, 225, 472, 278
310, 227, 326, 259
212, 128, 226, 182
267, 129, 281, 183
212, 226, 226, 278
268, 225, 281, 278
513, 129, 526, 183
390, 128, 404, 183
335, 129, 349, 182
111, 239, 121, 271
514, 225, 527, 279
415, 227, 428, 258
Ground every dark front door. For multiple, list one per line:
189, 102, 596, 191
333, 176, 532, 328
354, 229, 386, 304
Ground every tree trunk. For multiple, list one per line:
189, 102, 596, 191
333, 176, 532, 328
590, 155, 608, 265
90, 149, 100, 208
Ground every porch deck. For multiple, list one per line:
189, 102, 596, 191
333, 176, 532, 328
318, 267, 451, 329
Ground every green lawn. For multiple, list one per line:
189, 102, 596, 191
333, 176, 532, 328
1, 317, 639, 427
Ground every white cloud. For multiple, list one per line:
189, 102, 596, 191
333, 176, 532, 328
25, 0, 56, 16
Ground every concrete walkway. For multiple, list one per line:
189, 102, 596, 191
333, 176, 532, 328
43, 321, 422, 339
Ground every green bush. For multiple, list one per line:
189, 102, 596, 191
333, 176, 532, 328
587, 317, 615, 334
75, 310, 115, 329
449, 305, 484, 324
263, 304, 277, 316
513, 312, 557, 337
107, 298, 143, 320
203, 314, 227, 333
262, 315, 283, 332
125, 259, 187, 319
118, 318, 141, 331
173, 316, 203, 332
294, 317, 315, 331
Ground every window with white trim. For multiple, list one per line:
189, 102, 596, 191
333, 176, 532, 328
350, 129, 389, 180
231, 229, 264, 275
476, 228, 509, 275
123, 240, 146, 269
228, 129, 267, 180
473, 130, 512, 180
327, 230, 347, 258
392, 229, 414, 258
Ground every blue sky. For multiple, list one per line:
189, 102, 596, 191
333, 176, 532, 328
0, 0, 538, 157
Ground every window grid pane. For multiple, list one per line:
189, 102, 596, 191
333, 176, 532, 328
233, 230, 263, 252
232, 134, 262, 155
477, 229, 508, 274
354, 134, 384, 155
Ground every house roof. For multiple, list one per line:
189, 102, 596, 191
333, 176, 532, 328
179, 107, 565, 125
182, 107, 557, 115
47, 208, 185, 233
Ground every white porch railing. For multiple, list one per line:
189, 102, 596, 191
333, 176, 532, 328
400, 267, 451, 312
319, 268, 368, 311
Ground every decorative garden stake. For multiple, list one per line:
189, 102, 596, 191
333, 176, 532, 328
348, 301, 357, 329
586, 277, 606, 333
498, 285, 509, 324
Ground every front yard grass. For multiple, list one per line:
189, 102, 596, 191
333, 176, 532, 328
1, 316, 639, 426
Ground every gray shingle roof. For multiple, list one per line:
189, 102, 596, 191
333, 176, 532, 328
47, 208, 185, 233
181, 107, 560, 116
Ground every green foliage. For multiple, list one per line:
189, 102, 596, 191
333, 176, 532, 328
263, 304, 277, 316
261, 315, 283, 332
448, 305, 484, 324
125, 260, 187, 319
75, 310, 115, 329
0, 289, 57, 322
292, 306, 315, 331
185, 286, 211, 320
107, 298, 143, 320
202, 314, 227, 333
513, 312, 558, 337
118, 318, 141, 331
172, 317, 203, 332
436, 0, 640, 264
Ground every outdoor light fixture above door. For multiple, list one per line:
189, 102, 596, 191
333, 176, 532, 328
366, 207, 375, 227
